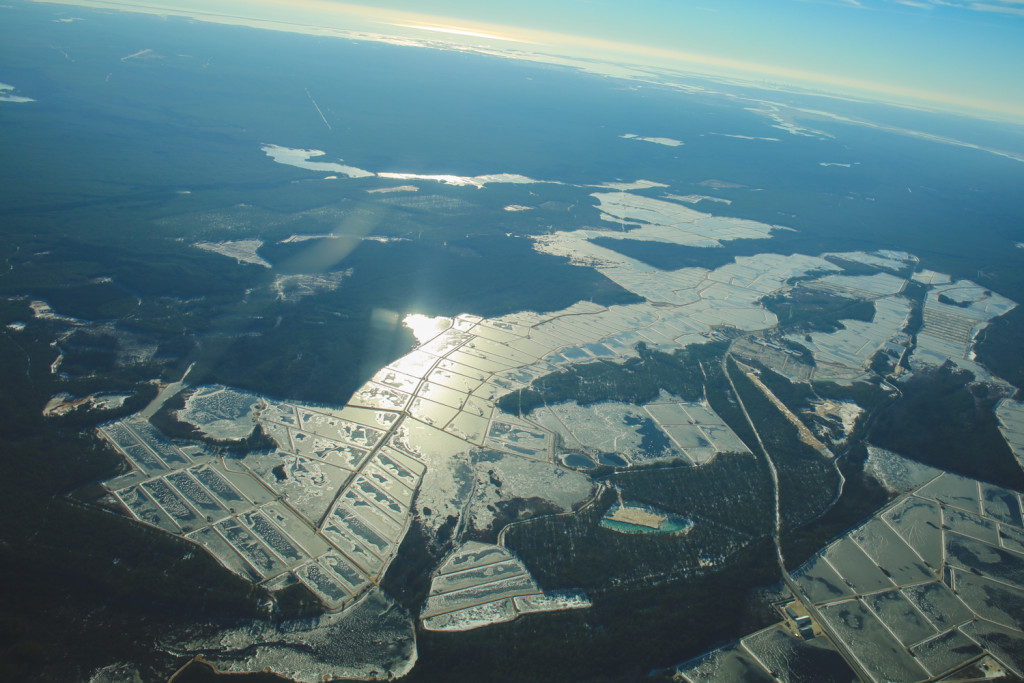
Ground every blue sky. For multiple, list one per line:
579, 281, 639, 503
357, 0, 1024, 119
35, 0, 1024, 121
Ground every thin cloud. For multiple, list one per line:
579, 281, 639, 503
796, 0, 866, 7
886, 0, 1024, 15
968, 2, 1024, 15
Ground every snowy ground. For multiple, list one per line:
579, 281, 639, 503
683, 451, 1024, 682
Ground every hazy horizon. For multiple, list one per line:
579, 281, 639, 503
27, 0, 1024, 124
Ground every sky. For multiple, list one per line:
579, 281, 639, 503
32, 0, 1024, 122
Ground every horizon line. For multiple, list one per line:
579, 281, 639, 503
27, 0, 1024, 126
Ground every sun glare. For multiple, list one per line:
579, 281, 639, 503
402, 313, 453, 344
393, 23, 525, 43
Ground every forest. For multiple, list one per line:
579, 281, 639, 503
870, 362, 1024, 489
497, 341, 726, 416
0, 305, 268, 681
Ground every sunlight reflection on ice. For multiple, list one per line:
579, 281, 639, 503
403, 314, 453, 345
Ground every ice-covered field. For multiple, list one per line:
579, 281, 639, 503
43, 391, 132, 417
253, 145, 1015, 393
0, 81, 34, 103
863, 445, 940, 493
420, 541, 589, 631
997, 399, 1024, 471
262, 143, 552, 188
261, 144, 374, 178
530, 393, 747, 468
90, 173, 1023, 679
272, 269, 351, 302
166, 587, 416, 682
620, 133, 683, 147
540, 191, 782, 254
192, 239, 271, 268
102, 184, 1016, 614
100, 398, 416, 614
911, 280, 1016, 378
787, 294, 911, 383
176, 385, 263, 441
697, 451, 1024, 682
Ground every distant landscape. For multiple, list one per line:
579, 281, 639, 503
3, 2, 1024, 682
